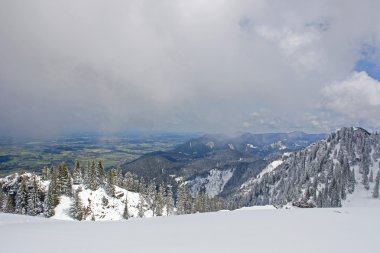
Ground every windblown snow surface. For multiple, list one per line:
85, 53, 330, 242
1, 200, 379, 253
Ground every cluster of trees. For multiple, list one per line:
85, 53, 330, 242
0, 161, 232, 220
237, 127, 380, 207
0, 174, 43, 216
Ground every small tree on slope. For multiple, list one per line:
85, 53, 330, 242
123, 195, 130, 220
372, 170, 380, 198
15, 178, 28, 215
71, 187, 85, 220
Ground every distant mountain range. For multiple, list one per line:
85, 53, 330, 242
122, 131, 326, 197
1, 127, 380, 221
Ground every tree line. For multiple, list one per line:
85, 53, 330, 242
0, 161, 232, 220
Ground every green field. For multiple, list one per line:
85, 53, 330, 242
0, 133, 196, 176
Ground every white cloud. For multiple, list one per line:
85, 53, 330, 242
324, 71, 380, 121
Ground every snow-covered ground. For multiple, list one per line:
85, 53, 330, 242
0, 204, 379, 253
187, 168, 234, 197
240, 160, 283, 189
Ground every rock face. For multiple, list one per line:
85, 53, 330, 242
235, 127, 380, 207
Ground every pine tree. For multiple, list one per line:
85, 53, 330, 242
44, 171, 59, 217
73, 161, 83, 185
123, 195, 130, 219
97, 160, 105, 187
89, 160, 98, 190
0, 185, 4, 212
27, 174, 41, 216
362, 172, 370, 190
369, 169, 374, 183
4, 193, 15, 213
138, 177, 146, 195
329, 178, 341, 207
147, 182, 156, 215
124, 172, 135, 191
82, 161, 90, 188
372, 170, 380, 198
347, 169, 356, 193
155, 183, 164, 216
106, 170, 115, 197
176, 184, 186, 215
165, 186, 174, 216
42, 166, 50, 180
15, 178, 28, 215
57, 163, 72, 196
115, 169, 124, 188
138, 194, 145, 218
71, 187, 85, 220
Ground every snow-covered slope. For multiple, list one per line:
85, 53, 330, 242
187, 169, 234, 197
236, 127, 380, 207
0, 204, 379, 253
0, 172, 149, 221
51, 186, 145, 221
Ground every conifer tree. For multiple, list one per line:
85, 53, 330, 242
138, 177, 146, 195
42, 166, 50, 180
147, 182, 156, 215
82, 161, 90, 188
73, 161, 83, 185
4, 193, 15, 213
165, 186, 174, 216
372, 170, 380, 198
57, 163, 72, 196
369, 169, 374, 183
123, 195, 130, 220
15, 178, 28, 215
138, 194, 145, 218
44, 171, 59, 217
125, 172, 135, 191
106, 169, 116, 197
362, 172, 370, 190
115, 169, 124, 188
348, 169, 356, 193
27, 174, 41, 216
89, 160, 98, 190
0, 184, 4, 212
155, 183, 165, 216
97, 160, 105, 187
71, 187, 85, 220
176, 184, 186, 215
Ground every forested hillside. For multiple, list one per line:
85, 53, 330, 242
0, 161, 229, 220
236, 127, 380, 207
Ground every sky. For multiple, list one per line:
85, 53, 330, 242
1, 0, 380, 138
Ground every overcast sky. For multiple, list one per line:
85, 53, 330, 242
1, 0, 380, 138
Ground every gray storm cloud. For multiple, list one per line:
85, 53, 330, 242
1, 0, 380, 137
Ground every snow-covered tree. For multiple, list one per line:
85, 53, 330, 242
369, 169, 374, 183
73, 161, 83, 185
27, 174, 41, 216
165, 186, 174, 216
105, 170, 116, 197
373, 170, 380, 198
44, 171, 59, 217
0, 184, 4, 212
15, 178, 28, 215
123, 195, 130, 220
138, 194, 145, 218
3, 194, 15, 213
97, 160, 105, 187
57, 163, 72, 196
89, 160, 98, 191
155, 183, 165, 216
71, 187, 85, 220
